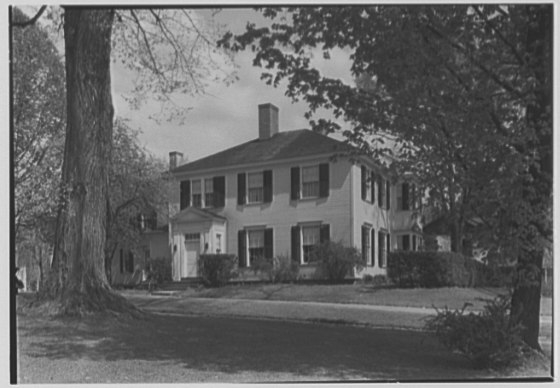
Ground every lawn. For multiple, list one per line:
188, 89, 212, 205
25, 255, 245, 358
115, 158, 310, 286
16, 299, 551, 383
176, 283, 508, 311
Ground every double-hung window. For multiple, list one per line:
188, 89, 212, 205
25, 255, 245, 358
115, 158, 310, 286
361, 166, 375, 203
191, 180, 202, 208
378, 231, 390, 268
247, 229, 265, 265
247, 172, 264, 203
204, 178, 214, 207
362, 225, 372, 265
397, 234, 411, 250
301, 225, 321, 264
302, 166, 320, 198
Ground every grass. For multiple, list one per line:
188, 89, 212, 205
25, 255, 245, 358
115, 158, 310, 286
17, 298, 551, 383
176, 283, 508, 311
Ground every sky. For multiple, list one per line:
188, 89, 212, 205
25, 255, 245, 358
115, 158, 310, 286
110, 7, 354, 166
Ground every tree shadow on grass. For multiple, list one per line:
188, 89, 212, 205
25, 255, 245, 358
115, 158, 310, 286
16, 308, 540, 382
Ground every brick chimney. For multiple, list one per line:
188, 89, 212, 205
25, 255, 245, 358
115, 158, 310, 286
258, 103, 279, 140
169, 151, 184, 171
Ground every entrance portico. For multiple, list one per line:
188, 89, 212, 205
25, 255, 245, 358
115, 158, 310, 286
170, 207, 227, 281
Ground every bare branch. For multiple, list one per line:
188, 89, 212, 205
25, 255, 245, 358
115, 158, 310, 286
473, 6, 526, 67
12, 5, 47, 27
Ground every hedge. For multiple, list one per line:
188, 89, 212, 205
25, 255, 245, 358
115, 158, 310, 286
198, 254, 237, 287
387, 251, 488, 288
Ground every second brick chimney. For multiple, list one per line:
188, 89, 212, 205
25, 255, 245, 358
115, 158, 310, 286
258, 103, 279, 140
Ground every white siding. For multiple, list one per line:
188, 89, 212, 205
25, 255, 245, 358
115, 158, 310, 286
171, 157, 353, 262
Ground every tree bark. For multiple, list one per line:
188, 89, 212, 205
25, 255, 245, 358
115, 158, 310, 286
43, 8, 131, 314
510, 4, 552, 350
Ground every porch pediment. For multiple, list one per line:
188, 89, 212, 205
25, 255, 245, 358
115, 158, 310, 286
171, 207, 227, 224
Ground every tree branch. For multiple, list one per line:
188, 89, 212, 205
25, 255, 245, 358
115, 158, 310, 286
12, 5, 47, 27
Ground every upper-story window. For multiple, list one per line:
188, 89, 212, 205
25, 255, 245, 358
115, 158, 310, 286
291, 163, 329, 200
397, 182, 418, 211
302, 166, 320, 198
248, 172, 264, 203
238, 170, 272, 205
204, 179, 214, 207
191, 180, 202, 208
377, 177, 391, 210
180, 176, 225, 210
361, 166, 375, 204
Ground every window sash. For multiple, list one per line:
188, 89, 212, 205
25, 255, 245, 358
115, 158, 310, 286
302, 225, 320, 264
301, 166, 320, 198
363, 229, 371, 265
248, 172, 264, 203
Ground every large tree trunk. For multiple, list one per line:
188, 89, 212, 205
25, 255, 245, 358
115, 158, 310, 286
42, 8, 131, 314
510, 4, 552, 350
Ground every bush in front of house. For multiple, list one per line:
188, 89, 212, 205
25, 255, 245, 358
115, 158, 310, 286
146, 257, 172, 285
252, 255, 300, 283
424, 295, 527, 369
198, 254, 237, 287
388, 251, 488, 288
310, 241, 364, 283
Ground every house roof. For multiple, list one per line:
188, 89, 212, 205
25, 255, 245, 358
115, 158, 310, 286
171, 129, 356, 174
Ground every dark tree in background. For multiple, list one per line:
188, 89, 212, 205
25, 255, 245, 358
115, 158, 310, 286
220, 5, 552, 349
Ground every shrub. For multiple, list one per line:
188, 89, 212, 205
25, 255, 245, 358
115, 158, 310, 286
361, 274, 374, 284
198, 254, 237, 287
388, 251, 489, 288
146, 257, 172, 285
424, 295, 527, 369
372, 274, 389, 287
310, 241, 364, 283
251, 255, 300, 283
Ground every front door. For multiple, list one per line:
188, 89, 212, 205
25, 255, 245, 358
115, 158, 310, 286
184, 233, 200, 277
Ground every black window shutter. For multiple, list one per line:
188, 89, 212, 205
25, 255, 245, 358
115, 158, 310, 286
412, 235, 417, 251
238, 230, 246, 267
237, 173, 246, 205
370, 171, 376, 203
386, 180, 391, 209
263, 170, 273, 203
291, 226, 301, 263
361, 226, 368, 262
290, 167, 300, 200
213, 176, 225, 208
387, 233, 391, 255
361, 166, 367, 201
264, 228, 273, 259
180, 180, 190, 210
403, 234, 410, 251
319, 163, 329, 198
402, 182, 409, 210
378, 231, 383, 267
119, 248, 124, 273
371, 228, 376, 267
320, 224, 330, 243
378, 177, 383, 207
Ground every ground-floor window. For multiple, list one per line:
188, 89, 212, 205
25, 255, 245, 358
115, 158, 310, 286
248, 229, 265, 266
238, 228, 273, 268
378, 231, 390, 268
397, 234, 421, 251
362, 225, 372, 266
302, 225, 321, 264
